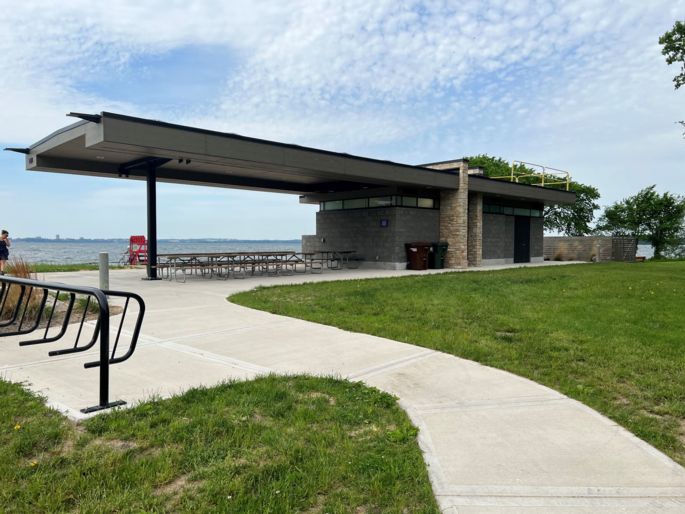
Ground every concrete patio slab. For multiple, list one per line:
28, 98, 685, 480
187, 320, 426, 376
421, 400, 685, 488
2, 263, 684, 513
361, 351, 565, 407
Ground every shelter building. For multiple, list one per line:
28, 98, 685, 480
8, 112, 575, 276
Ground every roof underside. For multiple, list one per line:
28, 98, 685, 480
19, 112, 576, 205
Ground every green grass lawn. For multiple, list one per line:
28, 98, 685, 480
1, 376, 438, 513
231, 261, 685, 466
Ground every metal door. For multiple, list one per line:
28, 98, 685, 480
514, 216, 530, 263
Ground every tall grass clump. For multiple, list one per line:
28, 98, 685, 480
6, 256, 37, 279
1, 257, 42, 325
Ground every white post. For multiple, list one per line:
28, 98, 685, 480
99, 252, 109, 290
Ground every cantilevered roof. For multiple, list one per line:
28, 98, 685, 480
10, 112, 575, 204
15, 112, 459, 194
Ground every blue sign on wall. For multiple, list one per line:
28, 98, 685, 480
380, 219, 389, 228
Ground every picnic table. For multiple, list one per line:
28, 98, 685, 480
156, 250, 357, 282
157, 251, 297, 281
300, 250, 357, 271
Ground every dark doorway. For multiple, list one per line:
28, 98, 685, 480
514, 216, 531, 263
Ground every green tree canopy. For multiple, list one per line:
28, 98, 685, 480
659, 20, 685, 90
467, 155, 600, 236
596, 186, 685, 258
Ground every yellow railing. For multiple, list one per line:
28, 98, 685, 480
490, 160, 571, 191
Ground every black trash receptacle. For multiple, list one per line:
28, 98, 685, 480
429, 241, 449, 269
405, 242, 432, 270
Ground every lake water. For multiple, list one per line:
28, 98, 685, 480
637, 244, 653, 259
8, 241, 302, 265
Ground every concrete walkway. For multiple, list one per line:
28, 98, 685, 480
2, 264, 685, 513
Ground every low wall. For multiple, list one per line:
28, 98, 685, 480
543, 236, 637, 262
302, 207, 440, 269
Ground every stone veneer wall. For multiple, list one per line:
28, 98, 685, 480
437, 161, 469, 268
467, 192, 483, 266
543, 236, 637, 262
302, 207, 439, 268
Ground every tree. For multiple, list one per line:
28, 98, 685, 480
467, 155, 600, 236
596, 186, 685, 259
543, 182, 601, 236
666, 228, 685, 258
659, 20, 685, 90
659, 21, 685, 136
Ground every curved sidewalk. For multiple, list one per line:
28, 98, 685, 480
2, 266, 685, 513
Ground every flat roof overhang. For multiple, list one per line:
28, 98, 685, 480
18, 112, 461, 195
468, 175, 576, 205
13, 112, 576, 205
298, 176, 576, 205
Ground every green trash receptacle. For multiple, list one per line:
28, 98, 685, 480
429, 241, 449, 269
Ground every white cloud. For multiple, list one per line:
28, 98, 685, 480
1, 0, 684, 239
0, 0, 299, 142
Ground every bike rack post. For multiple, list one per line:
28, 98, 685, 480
0, 276, 145, 414
81, 287, 125, 413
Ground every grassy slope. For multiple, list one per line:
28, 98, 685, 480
1, 376, 438, 513
231, 261, 685, 466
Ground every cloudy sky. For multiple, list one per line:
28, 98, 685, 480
1, 0, 683, 239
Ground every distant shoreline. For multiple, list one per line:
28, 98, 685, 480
13, 238, 302, 243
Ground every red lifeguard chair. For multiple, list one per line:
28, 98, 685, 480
128, 235, 148, 265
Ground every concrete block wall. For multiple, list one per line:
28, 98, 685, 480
482, 213, 544, 265
543, 236, 637, 262
302, 207, 439, 268
530, 217, 544, 261
301, 235, 322, 252
393, 208, 441, 262
482, 213, 514, 264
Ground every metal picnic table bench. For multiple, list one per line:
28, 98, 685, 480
157, 250, 358, 282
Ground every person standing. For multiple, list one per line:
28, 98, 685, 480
0, 230, 10, 275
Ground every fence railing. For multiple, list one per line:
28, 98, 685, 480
0, 276, 145, 413
489, 160, 571, 191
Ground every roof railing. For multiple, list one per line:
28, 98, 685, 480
490, 160, 571, 191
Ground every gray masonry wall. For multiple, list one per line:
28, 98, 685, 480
482, 213, 514, 263
543, 236, 637, 262
530, 217, 544, 261
302, 207, 439, 268
482, 213, 544, 265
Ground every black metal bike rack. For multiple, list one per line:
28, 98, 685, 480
0, 276, 145, 413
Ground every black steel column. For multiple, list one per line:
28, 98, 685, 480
146, 163, 159, 280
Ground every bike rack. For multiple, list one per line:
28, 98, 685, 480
0, 276, 145, 413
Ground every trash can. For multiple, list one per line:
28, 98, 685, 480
405, 242, 432, 270
429, 241, 449, 269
